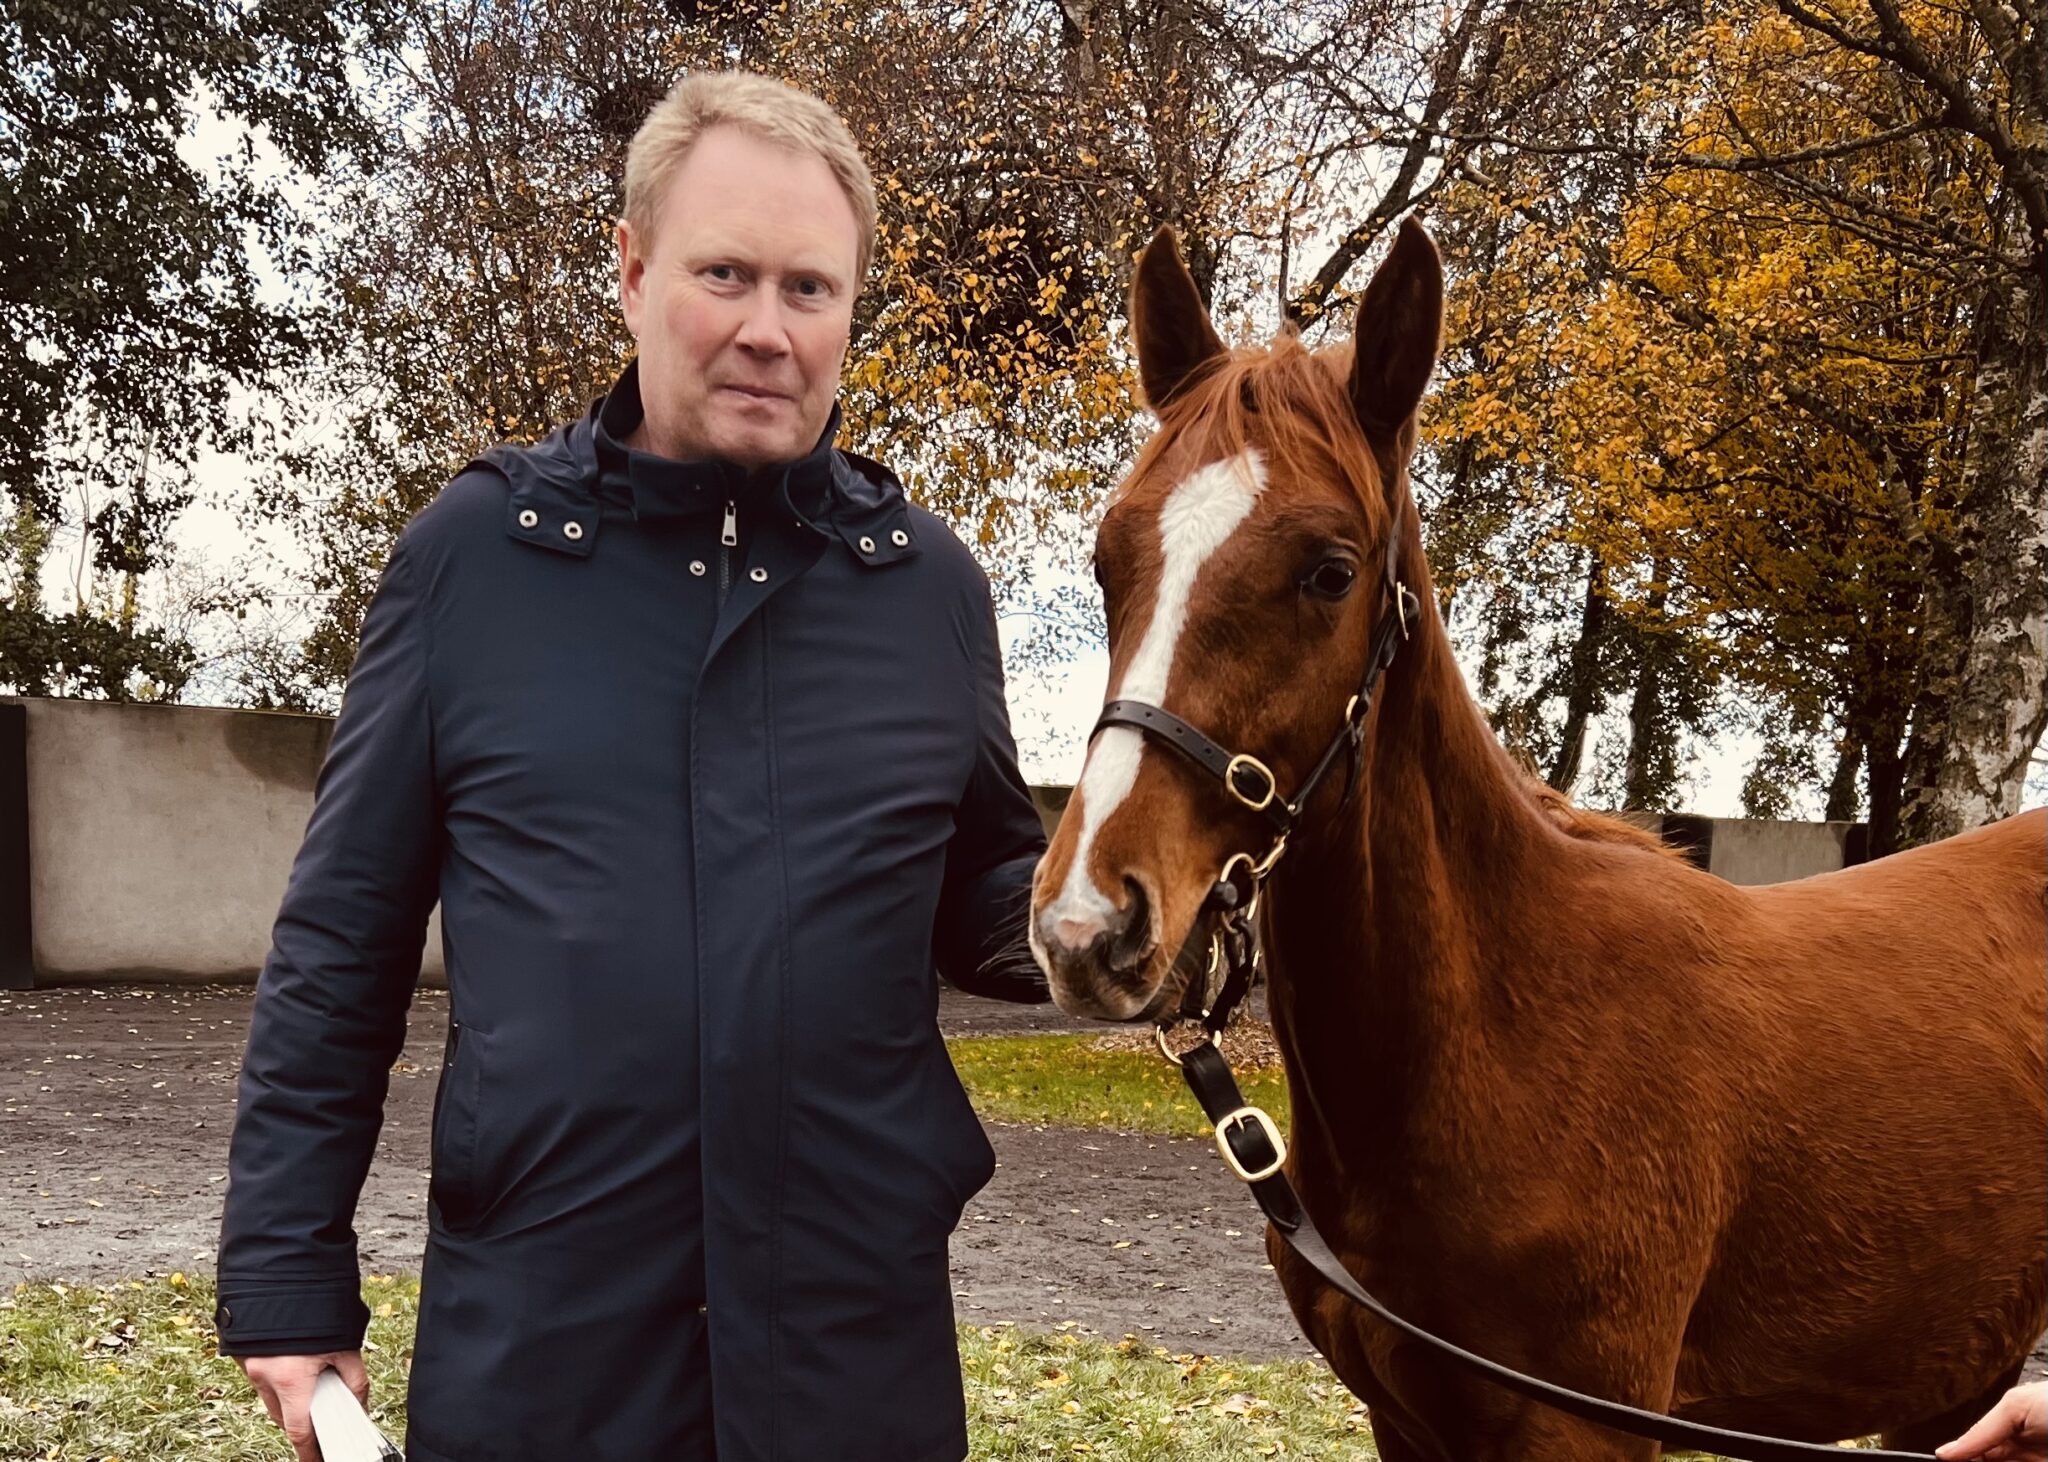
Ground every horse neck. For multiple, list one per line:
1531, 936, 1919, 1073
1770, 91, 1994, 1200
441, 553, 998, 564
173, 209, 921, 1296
1262, 529, 1553, 1174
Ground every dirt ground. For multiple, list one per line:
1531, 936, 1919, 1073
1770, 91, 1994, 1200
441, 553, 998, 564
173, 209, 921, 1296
0, 984, 1315, 1362
3, 984, 2042, 1385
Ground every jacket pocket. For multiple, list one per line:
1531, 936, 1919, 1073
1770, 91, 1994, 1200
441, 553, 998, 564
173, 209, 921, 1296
427, 1022, 484, 1231
929, 1043, 997, 1217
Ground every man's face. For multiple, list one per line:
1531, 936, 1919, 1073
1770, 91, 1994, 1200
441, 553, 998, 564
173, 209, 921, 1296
618, 126, 861, 468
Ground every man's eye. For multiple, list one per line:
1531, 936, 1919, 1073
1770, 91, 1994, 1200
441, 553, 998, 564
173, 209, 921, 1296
707, 265, 739, 282
792, 278, 825, 297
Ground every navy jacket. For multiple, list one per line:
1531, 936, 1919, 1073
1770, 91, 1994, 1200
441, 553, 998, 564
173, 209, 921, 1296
216, 362, 1049, 1462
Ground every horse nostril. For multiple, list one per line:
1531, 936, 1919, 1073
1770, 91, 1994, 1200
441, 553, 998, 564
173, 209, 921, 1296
1103, 876, 1153, 973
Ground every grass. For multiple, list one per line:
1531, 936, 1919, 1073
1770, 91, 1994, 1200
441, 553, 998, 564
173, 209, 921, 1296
946, 1034, 1291, 1138
0, 1273, 417, 1461
962, 1320, 1375, 1459
0, 1277, 1798, 1461
0, 1040, 1832, 1461
0, 1275, 1378, 1461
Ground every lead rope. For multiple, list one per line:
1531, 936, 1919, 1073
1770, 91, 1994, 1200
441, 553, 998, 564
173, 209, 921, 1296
1159, 864, 1938, 1462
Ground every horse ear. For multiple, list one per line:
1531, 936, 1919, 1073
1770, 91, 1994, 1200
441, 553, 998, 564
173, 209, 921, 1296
1131, 226, 1226, 412
1348, 217, 1443, 446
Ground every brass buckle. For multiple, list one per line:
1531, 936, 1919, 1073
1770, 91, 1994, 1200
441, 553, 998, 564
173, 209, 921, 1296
1214, 1105, 1288, 1183
1224, 753, 1277, 811
1396, 581, 1418, 641
1156, 1019, 1217, 1068
1216, 851, 1260, 915
1213, 843, 1286, 929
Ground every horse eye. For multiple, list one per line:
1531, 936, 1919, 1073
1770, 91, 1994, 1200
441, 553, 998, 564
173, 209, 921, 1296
1306, 559, 1357, 599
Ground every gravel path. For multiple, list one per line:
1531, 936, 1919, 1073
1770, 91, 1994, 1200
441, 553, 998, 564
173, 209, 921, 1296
3, 983, 2039, 1386
0, 985, 1312, 1362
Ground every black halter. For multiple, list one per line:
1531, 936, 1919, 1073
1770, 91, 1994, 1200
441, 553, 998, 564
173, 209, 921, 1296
1084, 532, 1939, 1462
1092, 524, 1420, 879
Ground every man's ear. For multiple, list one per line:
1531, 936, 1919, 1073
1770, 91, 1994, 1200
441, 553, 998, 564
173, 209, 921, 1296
617, 220, 645, 340
1130, 226, 1226, 412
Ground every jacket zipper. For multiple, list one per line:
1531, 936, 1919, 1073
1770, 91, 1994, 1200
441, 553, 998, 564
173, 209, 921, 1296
720, 499, 737, 603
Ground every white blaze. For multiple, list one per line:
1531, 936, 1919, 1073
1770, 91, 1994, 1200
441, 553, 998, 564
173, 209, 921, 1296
1042, 451, 1267, 943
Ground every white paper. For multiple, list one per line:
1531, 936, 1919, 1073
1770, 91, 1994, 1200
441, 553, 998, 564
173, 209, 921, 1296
308, 1367, 404, 1461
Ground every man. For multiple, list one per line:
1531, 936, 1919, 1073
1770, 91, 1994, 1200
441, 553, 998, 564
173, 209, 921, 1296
216, 71, 1048, 1462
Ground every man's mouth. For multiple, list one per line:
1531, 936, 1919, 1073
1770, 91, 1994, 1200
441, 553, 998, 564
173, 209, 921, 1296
720, 384, 791, 403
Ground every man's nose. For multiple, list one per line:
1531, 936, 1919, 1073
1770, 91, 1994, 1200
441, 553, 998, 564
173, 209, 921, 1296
733, 290, 791, 355
1036, 875, 1153, 974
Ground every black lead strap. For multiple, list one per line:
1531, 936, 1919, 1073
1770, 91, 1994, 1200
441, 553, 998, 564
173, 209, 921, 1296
1097, 552, 1941, 1462
1177, 1027, 1938, 1462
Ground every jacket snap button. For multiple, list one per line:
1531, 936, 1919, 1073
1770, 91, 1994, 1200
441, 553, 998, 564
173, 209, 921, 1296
517, 509, 538, 529
891, 529, 909, 547
749, 567, 769, 583
689, 560, 706, 576
858, 536, 876, 553
563, 521, 585, 541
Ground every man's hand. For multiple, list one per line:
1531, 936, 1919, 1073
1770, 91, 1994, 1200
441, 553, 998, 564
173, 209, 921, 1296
1939, 1382, 2048, 1462
239, 1351, 369, 1462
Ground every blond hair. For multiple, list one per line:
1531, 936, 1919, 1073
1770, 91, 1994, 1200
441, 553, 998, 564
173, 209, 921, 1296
623, 71, 877, 281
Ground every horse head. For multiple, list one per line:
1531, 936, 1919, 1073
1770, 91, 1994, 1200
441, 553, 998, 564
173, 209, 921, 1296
1030, 218, 1443, 1021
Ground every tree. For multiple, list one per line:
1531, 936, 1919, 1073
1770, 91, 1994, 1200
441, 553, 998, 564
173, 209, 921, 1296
1756, 0, 2048, 843
1415, 0, 2044, 842
251, 0, 1335, 699
0, 0, 395, 697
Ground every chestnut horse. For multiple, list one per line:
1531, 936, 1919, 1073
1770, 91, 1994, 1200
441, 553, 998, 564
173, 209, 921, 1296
1028, 219, 2047, 1461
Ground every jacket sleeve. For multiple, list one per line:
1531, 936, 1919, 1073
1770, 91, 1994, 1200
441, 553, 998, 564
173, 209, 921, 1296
933, 577, 1051, 1004
214, 531, 443, 1356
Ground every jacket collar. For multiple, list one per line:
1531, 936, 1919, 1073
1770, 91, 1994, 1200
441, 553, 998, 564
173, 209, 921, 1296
472, 360, 921, 567
592, 359, 841, 530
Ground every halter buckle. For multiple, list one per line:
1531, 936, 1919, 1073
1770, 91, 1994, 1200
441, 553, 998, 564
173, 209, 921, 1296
1396, 581, 1419, 641
1216, 851, 1262, 912
1155, 1019, 1217, 1068
1214, 1105, 1288, 1183
1224, 753, 1278, 811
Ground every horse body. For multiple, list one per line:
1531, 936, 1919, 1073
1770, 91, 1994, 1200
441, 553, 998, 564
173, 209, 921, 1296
1258, 538, 2047, 1455
1030, 217, 2046, 1459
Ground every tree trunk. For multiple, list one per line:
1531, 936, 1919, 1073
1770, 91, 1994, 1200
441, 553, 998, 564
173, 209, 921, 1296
1622, 569, 1674, 811
1055, 0, 1099, 96
1900, 268, 2048, 843
1621, 649, 1665, 811
1546, 558, 1610, 793
1842, 652, 1912, 856
1866, 725, 1906, 856
1823, 734, 1863, 823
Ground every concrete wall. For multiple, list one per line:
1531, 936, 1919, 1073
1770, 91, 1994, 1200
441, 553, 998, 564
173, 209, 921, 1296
3, 697, 445, 987
1, 697, 1870, 987
1615, 810, 1868, 886
1693, 816, 1868, 886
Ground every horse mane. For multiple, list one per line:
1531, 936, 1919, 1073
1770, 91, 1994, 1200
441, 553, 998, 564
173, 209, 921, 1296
1522, 779, 1688, 860
1130, 332, 1393, 541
